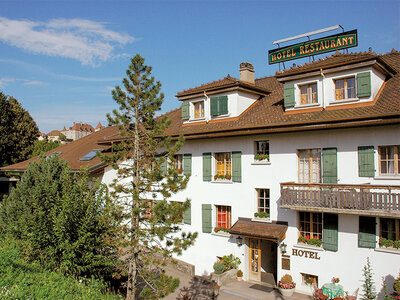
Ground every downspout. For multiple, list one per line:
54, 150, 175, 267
204, 91, 210, 123
320, 68, 325, 109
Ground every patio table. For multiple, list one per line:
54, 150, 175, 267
322, 283, 344, 299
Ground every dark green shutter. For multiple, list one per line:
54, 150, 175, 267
219, 96, 228, 115
181, 102, 190, 120
210, 97, 219, 116
183, 154, 192, 175
323, 213, 338, 252
202, 152, 212, 181
359, 216, 376, 248
183, 203, 191, 225
232, 151, 242, 183
202, 204, 212, 233
358, 146, 375, 177
284, 84, 295, 108
160, 158, 167, 175
322, 148, 337, 184
357, 72, 371, 98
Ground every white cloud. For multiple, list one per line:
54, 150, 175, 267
23, 80, 47, 86
0, 77, 17, 87
0, 17, 135, 66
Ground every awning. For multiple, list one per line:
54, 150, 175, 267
229, 218, 287, 242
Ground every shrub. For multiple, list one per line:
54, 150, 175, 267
380, 238, 393, 248
213, 261, 225, 275
393, 241, 400, 249
236, 270, 243, 277
221, 254, 241, 271
281, 274, 293, 284
278, 274, 296, 289
308, 238, 323, 247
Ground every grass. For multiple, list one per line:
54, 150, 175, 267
0, 236, 121, 300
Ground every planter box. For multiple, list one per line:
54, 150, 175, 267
279, 287, 295, 296
211, 269, 237, 286
252, 217, 271, 222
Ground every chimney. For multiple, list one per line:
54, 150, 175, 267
240, 62, 255, 84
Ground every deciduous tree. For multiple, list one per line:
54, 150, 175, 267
102, 54, 197, 300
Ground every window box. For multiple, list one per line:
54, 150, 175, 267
293, 243, 324, 251
254, 141, 269, 162
214, 174, 231, 181
298, 236, 323, 247
214, 227, 230, 233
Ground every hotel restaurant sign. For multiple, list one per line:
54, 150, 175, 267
268, 30, 358, 65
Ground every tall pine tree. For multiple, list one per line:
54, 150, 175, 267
102, 54, 197, 300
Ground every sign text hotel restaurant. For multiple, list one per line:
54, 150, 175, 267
268, 30, 358, 65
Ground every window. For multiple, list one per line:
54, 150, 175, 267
255, 140, 269, 161
174, 154, 183, 171
381, 218, 400, 241
80, 149, 104, 161
210, 96, 228, 116
257, 189, 270, 214
301, 273, 318, 287
379, 146, 400, 175
194, 101, 204, 118
359, 216, 376, 248
335, 77, 356, 100
299, 212, 322, 240
144, 200, 154, 218
298, 149, 321, 183
215, 152, 231, 180
216, 205, 231, 229
299, 83, 318, 105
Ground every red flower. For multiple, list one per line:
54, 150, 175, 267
178, 169, 182, 173
227, 176, 230, 179
261, 156, 264, 159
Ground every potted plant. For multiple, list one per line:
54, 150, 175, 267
332, 277, 340, 285
236, 270, 243, 281
278, 274, 296, 296
254, 211, 270, 220
254, 153, 269, 161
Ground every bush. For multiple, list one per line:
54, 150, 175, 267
221, 254, 241, 271
281, 274, 293, 284
393, 241, 400, 249
213, 261, 225, 275
380, 238, 393, 248
0, 155, 121, 279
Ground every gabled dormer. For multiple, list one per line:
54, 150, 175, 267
177, 63, 270, 123
276, 52, 397, 112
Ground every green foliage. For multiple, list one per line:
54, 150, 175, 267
254, 211, 270, 218
213, 261, 225, 274
361, 257, 376, 300
0, 92, 39, 167
0, 155, 121, 280
394, 241, 400, 249
298, 236, 322, 247
281, 274, 294, 284
29, 139, 61, 158
0, 236, 119, 299
214, 226, 229, 233
221, 254, 241, 271
254, 153, 269, 161
101, 54, 197, 299
394, 273, 400, 292
236, 270, 243, 277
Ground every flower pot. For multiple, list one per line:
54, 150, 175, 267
279, 287, 295, 297
237, 276, 243, 281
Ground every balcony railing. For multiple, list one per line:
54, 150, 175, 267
280, 182, 400, 216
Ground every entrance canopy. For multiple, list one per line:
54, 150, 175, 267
229, 218, 287, 242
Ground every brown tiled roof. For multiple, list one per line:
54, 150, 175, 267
1, 126, 118, 172
229, 218, 287, 241
47, 130, 61, 136
163, 51, 400, 138
69, 122, 95, 132
176, 75, 269, 98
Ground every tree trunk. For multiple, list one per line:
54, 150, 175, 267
126, 253, 138, 300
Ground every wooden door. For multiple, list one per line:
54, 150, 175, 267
249, 238, 261, 281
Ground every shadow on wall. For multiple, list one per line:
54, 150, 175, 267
377, 273, 395, 300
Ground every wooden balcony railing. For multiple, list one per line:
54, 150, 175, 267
280, 182, 400, 216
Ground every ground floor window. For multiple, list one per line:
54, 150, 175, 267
216, 205, 231, 229
380, 218, 400, 248
301, 273, 318, 287
174, 154, 183, 171
299, 212, 322, 240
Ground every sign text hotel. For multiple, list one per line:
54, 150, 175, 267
268, 30, 358, 65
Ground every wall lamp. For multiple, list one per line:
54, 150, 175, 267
279, 242, 287, 255
236, 236, 243, 246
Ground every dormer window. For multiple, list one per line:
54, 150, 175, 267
300, 83, 318, 105
194, 101, 205, 118
335, 77, 356, 100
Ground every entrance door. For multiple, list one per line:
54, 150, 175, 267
249, 239, 261, 281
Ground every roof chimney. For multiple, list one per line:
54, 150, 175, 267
240, 62, 255, 84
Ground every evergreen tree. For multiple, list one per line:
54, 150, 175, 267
0, 92, 39, 167
0, 155, 121, 280
29, 139, 61, 158
361, 257, 377, 300
101, 54, 197, 300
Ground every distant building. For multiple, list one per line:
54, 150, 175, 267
47, 130, 62, 142
61, 122, 97, 141
38, 132, 47, 141
95, 122, 104, 132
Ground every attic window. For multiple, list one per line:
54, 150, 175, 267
80, 149, 103, 161
47, 152, 62, 159
335, 77, 355, 100
299, 83, 318, 105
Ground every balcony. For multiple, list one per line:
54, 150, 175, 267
280, 182, 400, 217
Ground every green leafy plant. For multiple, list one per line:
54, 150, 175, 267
221, 254, 241, 271
305, 278, 314, 286
213, 261, 225, 275
298, 236, 322, 247
361, 257, 376, 300
214, 227, 229, 233
236, 270, 243, 277
213, 174, 231, 180
379, 238, 394, 248
254, 154, 269, 161
254, 212, 270, 218
394, 273, 400, 292
394, 241, 400, 249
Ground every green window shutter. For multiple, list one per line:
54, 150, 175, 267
210, 97, 219, 116
359, 216, 376, 248
323, 213, 338, 252
181, 102, 190, 120
232, 151, 242, 183
322, 148, 337, 184
202, 152, 212, 181
357, 72, 371, 98
183, 203, 191, 225
284, 84, 295, 108
183, 154, 192, 175
219, 96, 228, 115
358, 146, 375, 177
160, 158, 167, 175
202, 204, 212, 233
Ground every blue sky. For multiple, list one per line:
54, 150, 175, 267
0, 0, 399, 133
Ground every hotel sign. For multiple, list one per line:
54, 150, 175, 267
268, 30, 358, 65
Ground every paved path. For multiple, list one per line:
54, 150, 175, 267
163, 265, 312, 300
